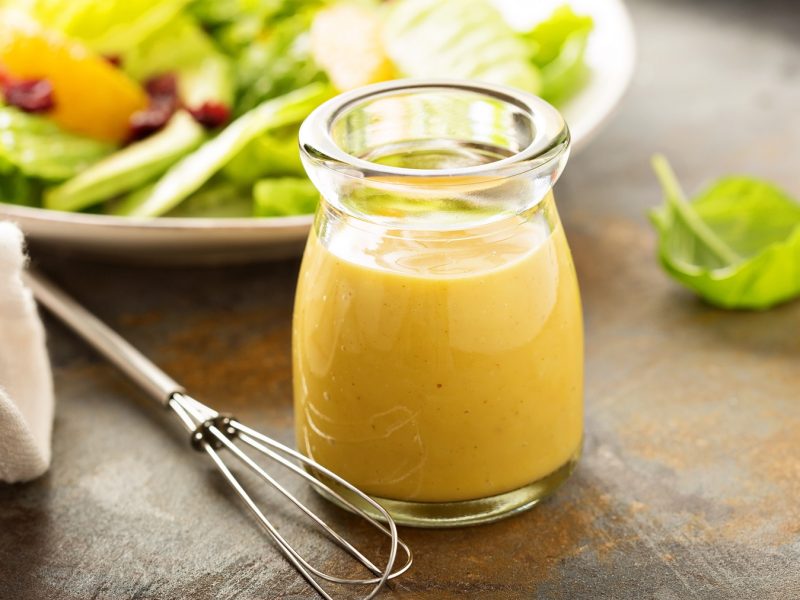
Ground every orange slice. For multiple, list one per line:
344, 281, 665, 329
310, 3, 395, 92
0, 10, 148, 142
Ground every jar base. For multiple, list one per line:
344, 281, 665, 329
312, 446, 581, 528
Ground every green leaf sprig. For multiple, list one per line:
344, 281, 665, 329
650, 154, 800, 310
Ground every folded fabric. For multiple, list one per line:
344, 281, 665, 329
0, 222, 54, 483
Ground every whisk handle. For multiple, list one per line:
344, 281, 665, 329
23, 269, 183, 406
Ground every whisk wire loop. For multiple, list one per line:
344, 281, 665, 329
235, 427, 414, 578
169, 392, 411, 600
211, 424, 381, 583
172, 393, 389, 578
174, 393, 412, 580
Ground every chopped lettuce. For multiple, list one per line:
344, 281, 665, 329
0, 158, 42, 206
189, 0, 284, 30
23, 0, 191, 54
222, 126, 304, 184
0, 106, 114, 182
113, 82, 332, 217
384, 0, 541, 93
524, 6, 594, 67
122, 15, 234, 107
44, 111, 205, 212
190, 0, 323, 50
104, 182, 153, 216
538, 33, 591, 103
163, 180, 253, 217
253, 177, 318, 216
188, 0, 326, 114
522, 6, 594, 103
233, 12, 326, 114
189, 0, 282, 56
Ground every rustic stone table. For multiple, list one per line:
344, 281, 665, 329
2, 0, 799, 598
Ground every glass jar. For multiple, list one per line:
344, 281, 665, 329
294, 80, 582, 527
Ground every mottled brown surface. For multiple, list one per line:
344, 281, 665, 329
2, 0, 800, 598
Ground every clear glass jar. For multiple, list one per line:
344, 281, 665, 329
294, 80, 583, 527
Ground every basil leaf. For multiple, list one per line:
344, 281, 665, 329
650, 155, 800, 310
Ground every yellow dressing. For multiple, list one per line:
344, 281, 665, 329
293, 199, 583, 503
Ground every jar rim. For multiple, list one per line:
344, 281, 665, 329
298, 79, 570, 186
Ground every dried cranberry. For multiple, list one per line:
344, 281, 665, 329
4, 78, 55, 113
144, 73, 178, 101
128, 73, 181, 140
129, 104, 173, 140
104, 54, 122, 68
189, 101, 231, 129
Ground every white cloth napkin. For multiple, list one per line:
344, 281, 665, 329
0, 222, 53, 483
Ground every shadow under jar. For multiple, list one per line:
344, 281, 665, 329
293, 80, 583, 527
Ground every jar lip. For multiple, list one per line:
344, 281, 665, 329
298, 78, 570, 186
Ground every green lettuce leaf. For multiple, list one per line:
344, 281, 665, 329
522, 6, 594, 103
189, 0, 285, 55
25, 0, 191, 54
650, 155, 800, 310
122, 15, 234, 107
112, 82, 332, 217
233, 12, 326, 115
524, 6, 594, 68
222, 125, 304, 184
383, 0, 541, 93
190, 0, 323, 49
188, 0, 325, 114
44, 110, 205, 212
0, 157, 42, 206
253, 177, 318, 216
0, 106, 114, 182
163, 180, 253, 217
190, 0, 284, 30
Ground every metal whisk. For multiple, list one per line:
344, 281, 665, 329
23, 269, 412, 600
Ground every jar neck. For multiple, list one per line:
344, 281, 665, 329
300, 80, 570, 231
313, 190, 560, 248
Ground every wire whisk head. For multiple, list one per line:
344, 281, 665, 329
168, 392, 412, 600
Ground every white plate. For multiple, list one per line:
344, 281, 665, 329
0, 0, 635, 264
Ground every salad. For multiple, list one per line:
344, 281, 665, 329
0, 0, 593, 219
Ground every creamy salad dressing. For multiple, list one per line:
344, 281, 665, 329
293, 195, 583, 502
